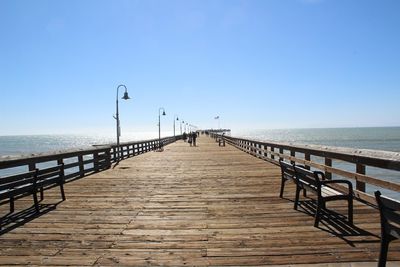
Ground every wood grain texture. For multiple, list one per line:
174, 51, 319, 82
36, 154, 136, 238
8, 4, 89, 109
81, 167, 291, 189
1, 135, 399, 266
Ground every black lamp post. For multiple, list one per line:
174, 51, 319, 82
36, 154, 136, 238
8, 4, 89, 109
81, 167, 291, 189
158, 107, 166, 147
173, 115, 179, 137
113, 84, 130, 161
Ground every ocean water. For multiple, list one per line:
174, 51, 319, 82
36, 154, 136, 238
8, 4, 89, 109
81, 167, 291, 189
234, 127, 400, 152
0, 132, 161, 158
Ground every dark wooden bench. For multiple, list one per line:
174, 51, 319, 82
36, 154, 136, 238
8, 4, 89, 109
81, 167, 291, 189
0, 164, 66, 229
375, 191, 400, 267
279, 160, 296, 198
1, 169, 39, 229
35, 164, 66, 202
218, 138, 225, 146
279, 160, 307, 198
293, 165, 353, 227
0, 170, 39, 213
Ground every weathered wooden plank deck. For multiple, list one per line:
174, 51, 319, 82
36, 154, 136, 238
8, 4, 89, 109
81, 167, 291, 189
1, 135, 400, 266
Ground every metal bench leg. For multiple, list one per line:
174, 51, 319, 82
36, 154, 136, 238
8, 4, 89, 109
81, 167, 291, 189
378, 234, 391, 267
60, 184, 66, 201
10, 196, 15, 213
314, 199, 322, 227
279, 178, 285, 198
294, 186, 301, 210
348, 196, 353, 224
33, 192, 39, 212
40, 187, 44, 201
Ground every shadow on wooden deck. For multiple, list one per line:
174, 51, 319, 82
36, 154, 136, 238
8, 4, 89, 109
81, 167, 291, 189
1, 202, 62, 235
295, 199, 379, 246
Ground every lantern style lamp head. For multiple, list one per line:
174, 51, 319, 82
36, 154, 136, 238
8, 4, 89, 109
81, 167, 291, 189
162, 110, 166, 116
115, 84, 130, 161
122, 91, 130, 100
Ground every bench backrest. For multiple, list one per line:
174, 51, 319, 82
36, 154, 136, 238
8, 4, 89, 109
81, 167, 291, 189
375, 191, 400, 237
36, 164, 64, 187
0, 170, 38, 200
279, 160, 296, 181
294, 165, 324, 190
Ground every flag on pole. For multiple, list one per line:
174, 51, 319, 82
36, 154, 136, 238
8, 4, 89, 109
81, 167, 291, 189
214, 116, 219, 119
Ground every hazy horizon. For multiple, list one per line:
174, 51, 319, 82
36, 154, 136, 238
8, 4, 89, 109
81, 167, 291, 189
1, 125, 400, 138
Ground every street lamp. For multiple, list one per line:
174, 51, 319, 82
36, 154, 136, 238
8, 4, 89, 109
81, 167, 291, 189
173, 115, 179, 137
158, 107, 166, 148
113, 84, 130, 161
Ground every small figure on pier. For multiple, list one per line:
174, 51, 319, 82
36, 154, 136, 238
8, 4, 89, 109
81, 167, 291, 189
192, 132, 197, 147
188, 133, 193, 146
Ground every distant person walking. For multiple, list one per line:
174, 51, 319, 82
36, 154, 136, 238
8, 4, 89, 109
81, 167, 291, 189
188, 133, 193, 146
192, 132, 197, 147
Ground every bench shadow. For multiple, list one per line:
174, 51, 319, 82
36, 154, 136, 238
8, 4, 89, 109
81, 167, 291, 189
296, 199, 379, 247
0, 201, 61, 235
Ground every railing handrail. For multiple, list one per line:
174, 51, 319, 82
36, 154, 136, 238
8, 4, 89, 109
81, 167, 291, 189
222, 136, 400, 171
0, 135, 182, 180
0, 146, 110, 168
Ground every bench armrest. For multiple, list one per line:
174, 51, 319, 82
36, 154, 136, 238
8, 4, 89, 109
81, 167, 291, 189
320, 179, 353, 194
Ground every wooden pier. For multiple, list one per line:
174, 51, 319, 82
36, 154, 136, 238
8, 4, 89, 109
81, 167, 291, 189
1, 135, 400, 266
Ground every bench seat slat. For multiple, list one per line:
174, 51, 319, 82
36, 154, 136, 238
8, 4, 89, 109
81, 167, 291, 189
0, 170, 37, 184
0, 178, 35, 191
37, 177, 60, 187
0, 184, 35, 200
321, 186, 343, 197
37, 172, 60, 181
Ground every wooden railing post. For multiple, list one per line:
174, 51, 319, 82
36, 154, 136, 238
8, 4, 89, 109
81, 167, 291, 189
93, 152, 99, 172
356, 163, 366, 192
279, 148, 284, 161
290, 150, 295, 164
112, 147, 117, 162
105, 149, 111, 169
271, 146, 275, 160
305, 153, 311, 170
325, 158, 332, 180
28, 162, 35, 171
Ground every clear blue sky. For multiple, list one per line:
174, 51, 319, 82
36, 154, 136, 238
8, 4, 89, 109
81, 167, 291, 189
1, 0, 399, 136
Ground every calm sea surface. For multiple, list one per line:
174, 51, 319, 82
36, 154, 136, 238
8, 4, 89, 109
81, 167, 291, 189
234, 127, 400, 152
0, 132, 159, 158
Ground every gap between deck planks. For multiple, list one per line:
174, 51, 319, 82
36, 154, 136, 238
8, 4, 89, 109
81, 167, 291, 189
1, 135, 400, 266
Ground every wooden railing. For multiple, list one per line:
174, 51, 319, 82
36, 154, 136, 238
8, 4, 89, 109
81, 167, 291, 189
210, 132, 400, 204
109, 136, 180, 162
0, 135, 181, 183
